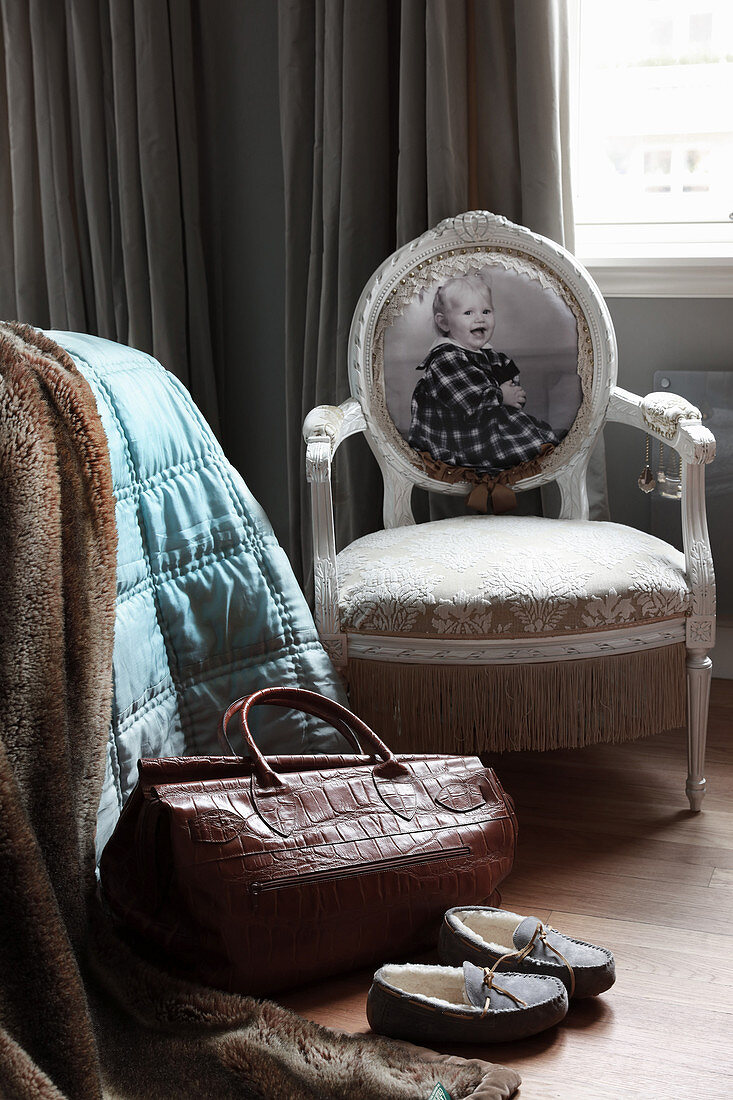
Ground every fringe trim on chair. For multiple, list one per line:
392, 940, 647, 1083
347, 643, 687, 753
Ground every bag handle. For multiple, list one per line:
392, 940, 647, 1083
218, 687, 409, 789
219, 689, 365, 756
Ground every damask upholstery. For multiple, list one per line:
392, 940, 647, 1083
337, 516, 690, 638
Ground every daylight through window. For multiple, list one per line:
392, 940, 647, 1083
573, 0, 733, 253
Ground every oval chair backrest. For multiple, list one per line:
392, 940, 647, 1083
348, 211, 617, 527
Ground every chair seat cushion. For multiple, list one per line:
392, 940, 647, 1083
336, 515, 690, 637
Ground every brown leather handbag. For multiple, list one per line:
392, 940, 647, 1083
99, 687, 517, 996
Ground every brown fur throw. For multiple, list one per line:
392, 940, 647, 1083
0, 323, 520, 1100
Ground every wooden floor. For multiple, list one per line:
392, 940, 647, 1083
279, 678, 733, 1099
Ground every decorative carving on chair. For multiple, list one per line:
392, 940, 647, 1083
688, 539, 716, 617
687, 618, 715, 646
686, 538, 716, 647
432, 211, 510, 242
305, 436, 331, 484
682, 422, 716, 465
608, 386, 715, 465
641, 391, 702, 439
313, 557, 340, 636
348, 623, 686, 663
321, 633, 347, 668
303, 404, 344, 447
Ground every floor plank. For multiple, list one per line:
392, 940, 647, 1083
504, 867, 733, 936
277, 679, 733, 1098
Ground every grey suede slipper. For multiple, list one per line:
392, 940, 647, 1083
439, 906, 616, 999
367, 959, 568, 1045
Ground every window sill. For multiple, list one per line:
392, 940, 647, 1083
581, 255, 733, 298
577, 246, 733, 298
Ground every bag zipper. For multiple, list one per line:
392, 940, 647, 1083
249, 844, 471, 896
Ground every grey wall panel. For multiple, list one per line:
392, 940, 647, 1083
606, 297, 733, 621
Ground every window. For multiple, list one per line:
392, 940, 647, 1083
571, 0, 733, 294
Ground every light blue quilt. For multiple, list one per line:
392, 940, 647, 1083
47, 332, 347, 860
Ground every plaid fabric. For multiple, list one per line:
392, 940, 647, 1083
408, 342, 560, 475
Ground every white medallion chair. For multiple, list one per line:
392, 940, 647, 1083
303, 211, 716, 810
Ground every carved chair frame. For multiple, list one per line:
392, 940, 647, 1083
303, 211, 716, 810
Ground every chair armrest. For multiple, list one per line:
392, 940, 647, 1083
607, 386, 715, 649
302, 397, 366, 458
302, 399, 365, 666
607, 386, 715, 465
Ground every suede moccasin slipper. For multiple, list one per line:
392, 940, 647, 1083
439, 906, 616, 999
367, 960, 568, 1045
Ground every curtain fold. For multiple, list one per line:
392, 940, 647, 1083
1, 0, 606, 585
279, 0, 606, 590
512, 0, 575, 249
0, 0, 219, 430
280, 0, 395, 585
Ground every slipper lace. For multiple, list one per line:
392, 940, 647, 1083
480, 965, 528, 1013
481, 920, 576, 1002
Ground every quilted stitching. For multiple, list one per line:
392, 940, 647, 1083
45, 332, 347, 861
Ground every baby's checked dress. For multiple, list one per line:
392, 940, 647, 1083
408, 342, 561, 475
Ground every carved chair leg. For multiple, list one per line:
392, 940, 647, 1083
685, 647, 712, 812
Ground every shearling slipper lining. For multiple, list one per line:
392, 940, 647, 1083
452, 909, 527, 954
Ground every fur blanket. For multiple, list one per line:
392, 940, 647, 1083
0, 323, 520, 1100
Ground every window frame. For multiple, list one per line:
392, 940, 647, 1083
568, 0, 733, 297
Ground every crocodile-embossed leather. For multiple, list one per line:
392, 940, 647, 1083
99, 688, 518, 996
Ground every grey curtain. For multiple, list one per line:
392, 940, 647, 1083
279, 0, 607, 589
0, 0, 219, 430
